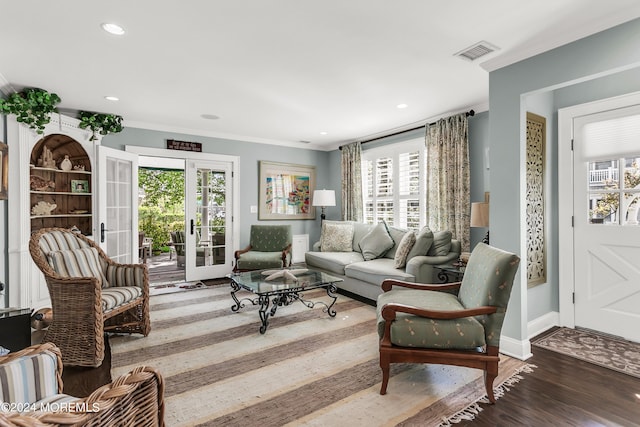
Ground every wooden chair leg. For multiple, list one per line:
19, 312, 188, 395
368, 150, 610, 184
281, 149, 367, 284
484, 369, 497, 403
379, 352, 390, 395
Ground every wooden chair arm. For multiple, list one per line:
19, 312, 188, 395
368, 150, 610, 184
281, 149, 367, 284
234, 244, 252, 259
381, 303, 498, 321
381, 279, 462, 293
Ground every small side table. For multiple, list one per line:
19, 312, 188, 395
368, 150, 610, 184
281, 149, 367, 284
434, 263, 466, 283
0, 308, 32, 353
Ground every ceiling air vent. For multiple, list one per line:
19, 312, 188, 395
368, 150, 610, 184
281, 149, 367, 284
455, 41, 499, 61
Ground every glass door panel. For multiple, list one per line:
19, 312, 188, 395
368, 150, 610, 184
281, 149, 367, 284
97, 146, 138, 263
186, 160, 233, 280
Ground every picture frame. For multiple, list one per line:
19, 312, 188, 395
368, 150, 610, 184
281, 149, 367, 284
71, 179, 89, 193
0, 142, 7, 200
259, 161, 316, 220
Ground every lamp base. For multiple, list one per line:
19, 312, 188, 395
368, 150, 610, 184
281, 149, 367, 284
482, 230, 490, 245
320, 206, 326, 221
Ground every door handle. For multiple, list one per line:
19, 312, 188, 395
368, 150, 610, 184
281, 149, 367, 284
100, 223, 109, 243
190, 219, 195, 235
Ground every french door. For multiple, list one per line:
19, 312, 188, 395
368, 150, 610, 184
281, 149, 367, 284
573, 104, 640, 342
185, 159, 234, 280
97, 146, 138, 263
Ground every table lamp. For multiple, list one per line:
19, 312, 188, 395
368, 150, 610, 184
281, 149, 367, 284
470, 201, 490, 244
312, 189, 336, 221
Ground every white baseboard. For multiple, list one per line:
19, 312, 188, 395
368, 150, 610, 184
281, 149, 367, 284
499, 334, 532, 360
528, 311, 560, 339
499, 311, 560, 361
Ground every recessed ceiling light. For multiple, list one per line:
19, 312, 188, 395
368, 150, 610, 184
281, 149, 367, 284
396, 103, 408, 109
320, 131, 328, 135
104, 96, 119, 101
101, 23, 125, 36
201, 114, 220, 120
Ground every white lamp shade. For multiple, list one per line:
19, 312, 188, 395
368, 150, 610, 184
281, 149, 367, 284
312, 189, 336, 207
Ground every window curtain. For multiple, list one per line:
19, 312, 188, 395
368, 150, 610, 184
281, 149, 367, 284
341, 141, 363, 222
426, 113, 470, 251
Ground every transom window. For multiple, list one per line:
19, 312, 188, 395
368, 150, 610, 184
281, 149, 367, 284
362, 139, 426, 229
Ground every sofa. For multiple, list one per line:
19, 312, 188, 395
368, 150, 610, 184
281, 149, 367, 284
305, 220, 461, 301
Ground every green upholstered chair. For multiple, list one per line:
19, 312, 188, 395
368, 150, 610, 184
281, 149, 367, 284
377, 243, 520, 403
234, 225, 292, 272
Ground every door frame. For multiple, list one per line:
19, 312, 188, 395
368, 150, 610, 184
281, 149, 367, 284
558, 90, 640, 328
125, 145, 240, 276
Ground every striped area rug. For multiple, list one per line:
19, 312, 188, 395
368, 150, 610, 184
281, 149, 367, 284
110, 285, 532, 426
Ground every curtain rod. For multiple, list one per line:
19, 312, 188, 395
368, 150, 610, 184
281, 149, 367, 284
339, 109, 475, 150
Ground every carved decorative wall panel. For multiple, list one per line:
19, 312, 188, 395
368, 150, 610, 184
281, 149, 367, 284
526, 112, 546, 287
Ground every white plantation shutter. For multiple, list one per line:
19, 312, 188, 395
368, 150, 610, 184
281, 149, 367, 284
362, 140, 426, 229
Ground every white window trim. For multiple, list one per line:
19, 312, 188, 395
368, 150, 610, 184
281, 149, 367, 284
362, 138, 426, 229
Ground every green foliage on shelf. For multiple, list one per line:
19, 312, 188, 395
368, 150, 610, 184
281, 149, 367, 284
78, 111, 124, 141
0, 88, 61, 134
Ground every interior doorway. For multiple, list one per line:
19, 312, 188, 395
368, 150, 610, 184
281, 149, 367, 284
138, 156, 186, 287
558, 91, 640, 344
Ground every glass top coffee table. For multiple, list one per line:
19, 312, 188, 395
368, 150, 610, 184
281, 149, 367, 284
227, 268, 343, 334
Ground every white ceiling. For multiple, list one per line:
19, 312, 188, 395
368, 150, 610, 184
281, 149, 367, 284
2, 1, 640, 151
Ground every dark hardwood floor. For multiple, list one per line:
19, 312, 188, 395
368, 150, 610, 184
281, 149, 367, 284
459, 345, 640, 426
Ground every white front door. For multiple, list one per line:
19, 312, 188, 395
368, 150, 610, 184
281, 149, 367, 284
573, 104, 640, 342
97, 146, 138, 263
185, 159, 234, 281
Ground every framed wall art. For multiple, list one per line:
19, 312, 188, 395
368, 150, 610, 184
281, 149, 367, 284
71, 179, 89, 193
259, 161, 316, 220
0, 141, 7, 200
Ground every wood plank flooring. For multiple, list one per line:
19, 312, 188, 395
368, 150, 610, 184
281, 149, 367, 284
458, 345, 640, 426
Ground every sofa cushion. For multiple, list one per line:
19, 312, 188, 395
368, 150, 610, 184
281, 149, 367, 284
47, 247, 109, 288
0, 347, 60, 405
394, 231, 416, 268
428, 230, 452, 256
383, 222, 408, 259
320, 220, 354, 252
345, 258, 415, 286
359, 222, 394, 261
377, 289, 486, 349
406, 227, 434, 263
101, 286, 143, 313
305, 251, 365, 275
352, 222, 373, 252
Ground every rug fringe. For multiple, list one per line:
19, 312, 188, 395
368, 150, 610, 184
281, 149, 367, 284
437, 363, 536, 427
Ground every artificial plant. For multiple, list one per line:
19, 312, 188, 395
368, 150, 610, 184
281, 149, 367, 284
78, 110, 124, 141
0, 88, 61, 134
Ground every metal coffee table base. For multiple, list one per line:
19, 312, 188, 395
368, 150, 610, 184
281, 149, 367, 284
230, 282, 338, 334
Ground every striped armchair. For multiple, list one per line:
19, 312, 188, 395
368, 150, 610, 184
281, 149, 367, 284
0, 343, 164, 426
29, 227, 150, 367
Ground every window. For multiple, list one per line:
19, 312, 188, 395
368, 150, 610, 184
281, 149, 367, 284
362, 139, 426, 229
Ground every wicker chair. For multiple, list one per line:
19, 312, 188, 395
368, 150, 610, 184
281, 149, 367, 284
29, 227, 151, 367
0, 343, 164, 426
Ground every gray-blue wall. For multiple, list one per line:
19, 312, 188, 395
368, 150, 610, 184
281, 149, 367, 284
102, 128, 334, 246
489, 17, 640, 341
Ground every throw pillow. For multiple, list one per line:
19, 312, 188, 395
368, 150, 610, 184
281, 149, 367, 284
428, 230, 453, 256
406, 226, 434, 263
383, 221, 408, 259
47, 247, 109, 287
359, 222, 394, 261
320, 221, 354, 252
394, 231, 416, 268
352, 222, 372, 252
